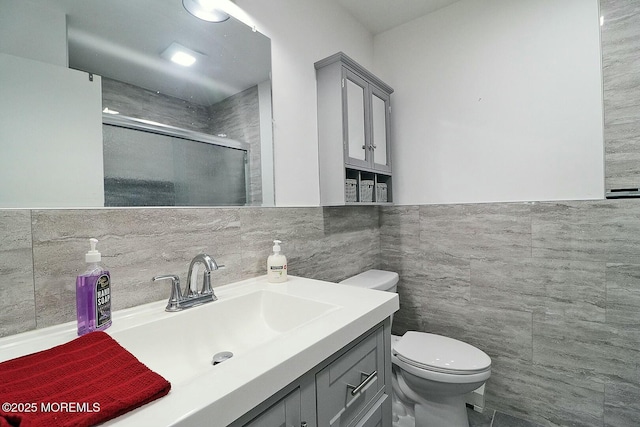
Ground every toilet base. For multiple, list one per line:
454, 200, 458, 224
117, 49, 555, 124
392, 366, 472, 427
392, 392, 469, 427
391, 393, 416, 427
414, 395, 469, 427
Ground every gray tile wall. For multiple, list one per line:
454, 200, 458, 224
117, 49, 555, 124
2, 202, 640, 425
602, 0, 640, 190
381, 201, 640, 427
0, 206, 379, 336
0, 210, 35, 337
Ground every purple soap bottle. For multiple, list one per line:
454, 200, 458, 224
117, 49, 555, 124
76, 238, 112, 336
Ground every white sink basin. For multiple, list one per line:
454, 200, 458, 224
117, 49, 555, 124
0, 275, 398, 427
112, 290, 339, 386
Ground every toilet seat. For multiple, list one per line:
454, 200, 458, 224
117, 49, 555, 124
393, 332, 491, 376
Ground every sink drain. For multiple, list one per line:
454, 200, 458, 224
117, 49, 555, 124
212, 351, 234, 365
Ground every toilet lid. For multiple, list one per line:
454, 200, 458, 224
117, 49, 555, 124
393, 331, 491, 375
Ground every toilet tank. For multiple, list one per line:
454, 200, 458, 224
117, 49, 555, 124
339, 270, 399, 293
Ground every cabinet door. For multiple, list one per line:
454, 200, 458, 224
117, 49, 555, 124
316, 327, 385, 427
353, 395, 387, 427
343, 69, 370, 169
370, 86, 391, 173
245, 388, 301, 427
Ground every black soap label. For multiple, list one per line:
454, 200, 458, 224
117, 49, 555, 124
95, 274, 111, 328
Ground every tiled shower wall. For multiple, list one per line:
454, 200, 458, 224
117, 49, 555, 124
381, 201, 640, 427
208, 85, 263, 205
0, 206, 379, 337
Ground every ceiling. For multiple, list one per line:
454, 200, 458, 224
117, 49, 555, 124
17, 0, 459, 106
336, 0, 461, 35
25, 0, 270, 106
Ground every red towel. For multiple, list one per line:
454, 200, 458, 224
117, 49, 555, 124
0, 331, 171, 427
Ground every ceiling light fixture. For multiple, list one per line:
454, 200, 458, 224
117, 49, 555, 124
160, 42, 201, 67
182, 0, 230, 23
171, 51, 196, 67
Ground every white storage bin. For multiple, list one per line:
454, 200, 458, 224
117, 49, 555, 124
360, 180, 374, 202
376, 183, 388, 202
345, 179, 358, 202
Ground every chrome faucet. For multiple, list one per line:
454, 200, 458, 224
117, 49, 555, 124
186, 253, 221, 298
153, 253, 223, 312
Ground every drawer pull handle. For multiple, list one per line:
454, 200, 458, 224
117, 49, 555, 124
347, 370, 377, 396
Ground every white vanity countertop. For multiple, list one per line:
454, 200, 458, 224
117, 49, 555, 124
0, 275, 398, 426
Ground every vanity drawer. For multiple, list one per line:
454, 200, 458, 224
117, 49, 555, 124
316, 326, 385, 427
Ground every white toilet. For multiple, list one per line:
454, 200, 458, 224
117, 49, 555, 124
340, 270, 491, 427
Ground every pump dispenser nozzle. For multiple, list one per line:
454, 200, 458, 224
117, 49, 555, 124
272, 240, 282, 253
85, 238, 102, 263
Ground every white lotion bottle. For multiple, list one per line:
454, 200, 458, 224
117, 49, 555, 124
267, 240, 287, 283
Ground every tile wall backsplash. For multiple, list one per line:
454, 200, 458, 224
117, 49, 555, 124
0, 206, 379, 337
0, 210, 35, 336
381, 201, 640, 427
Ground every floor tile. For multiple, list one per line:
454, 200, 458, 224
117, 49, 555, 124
468, 408, 493, 427
493, 411, 544, 427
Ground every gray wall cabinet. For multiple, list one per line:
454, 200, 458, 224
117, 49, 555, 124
316, 53, 394, 205
231, 320, 392, 427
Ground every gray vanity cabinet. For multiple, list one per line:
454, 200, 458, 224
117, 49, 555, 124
243, 386, 311, 427
316, 52, 394, 205
233, 321, 392, 427
316, 325, 387, 427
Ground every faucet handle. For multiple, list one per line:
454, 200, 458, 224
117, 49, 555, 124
152, 274, 182, 312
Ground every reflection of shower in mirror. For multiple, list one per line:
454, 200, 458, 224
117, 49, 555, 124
103, 115, 251, 207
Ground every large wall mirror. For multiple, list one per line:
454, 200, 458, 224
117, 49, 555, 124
0, 0, 274, 208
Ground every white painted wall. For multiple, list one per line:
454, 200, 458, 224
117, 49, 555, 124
0, 54, 104, 208
373, 0, 604, 204
235, 0, 374, 206
0, 2, 104, 208
0, 0, 68, 67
